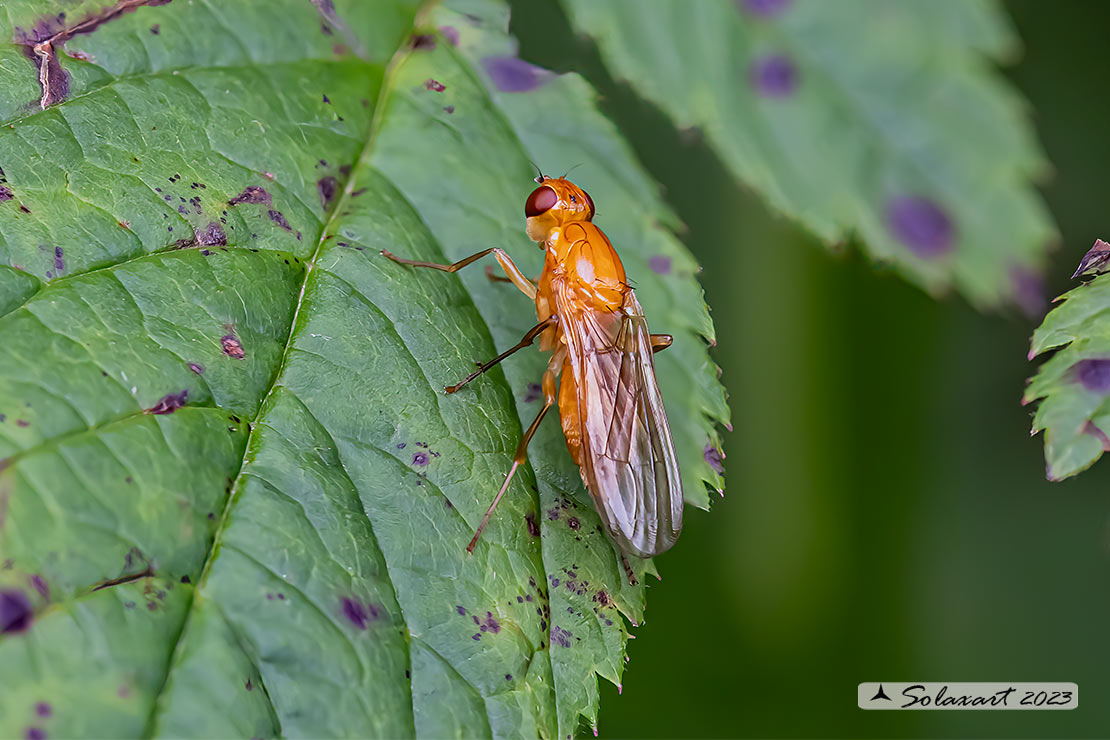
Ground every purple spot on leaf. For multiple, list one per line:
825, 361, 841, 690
412, 452, 428, 467
481, 56, 551, 92
1010, 265, 1045, 319
704, 442, 725, 474
649, 255, 672, 275
885, 195, 954, 258
1075, 359, 1110, 392
439, 25, 459, 45
1085, 421, 1110, 451
268, 209, 292, 232
424, 78, 446, 93
551, 625, 572, 648
0, 186, 12, 202
524, 383, 542, 403
25, 728, 45, 740
146, 390, 189, 415
197, 222, 226, 247
188, 362, 205, 375
750, 54, 798, 97
34, 703, 51, 718
317, 176, 339, 210
525, 512, 540, 538
0, 589, 33, 633
739, 0, 791, 16
341, 596, 380, 630
29, 575, 48, 600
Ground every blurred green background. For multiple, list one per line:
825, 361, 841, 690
511, 1, 1110, 737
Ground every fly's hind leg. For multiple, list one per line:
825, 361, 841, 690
381, 247, 537, 299
467, 364, 560, 552
620, 553, 640, 587
650, 334, 673, 353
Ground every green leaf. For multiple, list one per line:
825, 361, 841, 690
0, 1, 727, 738
558, 0, 1057, 310
1026, 244, 1110, 481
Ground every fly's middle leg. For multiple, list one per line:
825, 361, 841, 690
445, 315, 557, 394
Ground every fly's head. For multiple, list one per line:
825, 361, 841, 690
524, 176, 595, 243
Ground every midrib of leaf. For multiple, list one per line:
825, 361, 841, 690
142, 10, 431, 732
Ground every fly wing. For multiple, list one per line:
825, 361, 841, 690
557, 287, 683, 557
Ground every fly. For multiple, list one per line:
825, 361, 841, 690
381, 175, 683, 578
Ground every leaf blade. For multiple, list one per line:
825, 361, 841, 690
559, 0, 1057, 310
0, 1, 727, 737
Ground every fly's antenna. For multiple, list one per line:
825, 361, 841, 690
561, 162, 585, 179
528, 159, 545, 184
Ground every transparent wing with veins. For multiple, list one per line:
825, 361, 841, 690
557, 287, 683, 558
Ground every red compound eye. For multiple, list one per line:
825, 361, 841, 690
525, 186, 558, 217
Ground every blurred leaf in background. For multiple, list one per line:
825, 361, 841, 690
560, 0, 1057, 311
510, 0, 1110, 737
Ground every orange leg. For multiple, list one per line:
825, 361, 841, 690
651, 334, 673, 353
381, 247, 537, 300
467, 361, 560, 552
445, 316, 557, 394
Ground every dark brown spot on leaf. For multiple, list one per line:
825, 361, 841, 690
145, 389, 188, 415
317, 176, 338, 210
221, 335, 245, 359
228, 186, 271, 206
268, 209, 292, 231
197, 222, 226, 247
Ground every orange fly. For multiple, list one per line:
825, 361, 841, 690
382, 175, 683, 568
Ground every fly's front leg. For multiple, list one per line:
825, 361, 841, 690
381, 247, 537, 300
445, 315, 557, 394
467, 361, 560, 552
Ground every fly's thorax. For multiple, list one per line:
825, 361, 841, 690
540, 226, 572, 262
